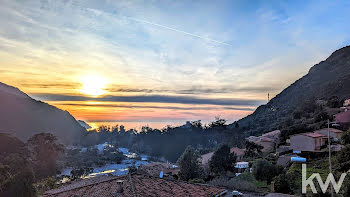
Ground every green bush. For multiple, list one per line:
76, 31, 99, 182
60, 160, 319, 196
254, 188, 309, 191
189, 178, 205, 184
209, 173, 263, 193
252, 159, 281, 184
273, 174, 292, 194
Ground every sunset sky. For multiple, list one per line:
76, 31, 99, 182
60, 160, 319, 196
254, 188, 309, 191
1, 0, 350, 127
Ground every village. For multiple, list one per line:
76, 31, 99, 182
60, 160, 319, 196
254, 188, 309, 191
39, 98, 350, 197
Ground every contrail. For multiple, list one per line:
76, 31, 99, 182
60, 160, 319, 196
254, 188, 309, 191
127, 17, 232, 46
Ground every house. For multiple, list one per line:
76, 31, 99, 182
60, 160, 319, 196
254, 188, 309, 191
314, 128, 344, 141
201, 147, 245, 166
277, 154, 300, 167
43, 173, 227, 197
234, 161, 249, 176
201, 152, 214, 166
138, 162, 179, 178
230, 147, 245, 161
290, 132, 328, 152
277, 145, 292, 155
335, 110, 350, 126
246, 136, 276, 153
262, 130, 281, 142
246, 130, 281, 153
344, 99, 350, 107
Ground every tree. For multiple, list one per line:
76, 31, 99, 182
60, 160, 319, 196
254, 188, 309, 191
190, 120, 203, 129
252, 159, 280, 184
314, 111, 329, 123
70, 167, 93, 180
341, 129, 350, 145
177, 146, 203, 181
208, 117, 227, 128
209, 144, 236, 175
0, 134, 36, 197
128, 161, 138, 174
27, 133, 65, 180
244, 141, 263, 158
293, 110, 303, 119
327, 96, 341, 108
335, 145, 350, 172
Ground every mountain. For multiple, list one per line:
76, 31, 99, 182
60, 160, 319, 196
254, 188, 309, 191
77, 120, 92, 129
234, 46, 350, 136
0, 82, 85, 145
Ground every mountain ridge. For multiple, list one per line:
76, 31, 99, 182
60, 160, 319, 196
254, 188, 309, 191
234, 45, 350, 136
0, 82, 85, 144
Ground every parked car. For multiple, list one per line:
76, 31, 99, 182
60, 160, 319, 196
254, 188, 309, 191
232, 190, 243, 196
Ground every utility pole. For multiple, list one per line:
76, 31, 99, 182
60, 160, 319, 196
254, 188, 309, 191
268, 93, 270, 102
328, 119, 334, 197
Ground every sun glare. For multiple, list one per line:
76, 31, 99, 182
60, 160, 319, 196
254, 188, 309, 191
80, 75, 108, 97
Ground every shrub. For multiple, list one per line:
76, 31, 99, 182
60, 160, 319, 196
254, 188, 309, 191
252, 159, 281, 184
189, 178, 205, 184
209, 173, 261, 192
273, 174, 292, 194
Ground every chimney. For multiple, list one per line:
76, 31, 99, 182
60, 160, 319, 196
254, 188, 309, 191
114, 180, 124, 196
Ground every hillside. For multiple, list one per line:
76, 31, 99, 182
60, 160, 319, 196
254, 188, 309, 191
235, 46, 350, 136
0, 82, 85, 144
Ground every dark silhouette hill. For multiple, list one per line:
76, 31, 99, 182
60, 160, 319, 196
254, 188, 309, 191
234, 46, 350, 136
0, 82, 85, 144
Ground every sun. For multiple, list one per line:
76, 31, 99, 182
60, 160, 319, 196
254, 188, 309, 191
80, 75, 108, 97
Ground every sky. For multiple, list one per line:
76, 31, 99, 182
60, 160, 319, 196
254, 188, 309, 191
0, 0, 350, 127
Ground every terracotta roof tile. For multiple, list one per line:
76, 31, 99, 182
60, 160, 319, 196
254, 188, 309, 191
43, 174, 226, 197
138, 162, 179, 177
315, 128, 344, 134
300, 132, 327, 138
230, 147, 245, 156
335, 110, 350, 123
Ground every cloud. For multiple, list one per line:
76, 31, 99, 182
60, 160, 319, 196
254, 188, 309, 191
56, 103, 255, 111
127, 17, 233, 46
19, 83, 78, 89
106, 86, 279, 94
1, 0, 349, 124
31, 93, 264, 106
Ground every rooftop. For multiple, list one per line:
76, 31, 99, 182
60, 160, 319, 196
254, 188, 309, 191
201, 147, 245, 166
300, 132, 327, 138
315, 128, 344, 133
43, 173, 226, 197
230, 147, 245, 156
201, 152, 214, 166
262, 130, 281, 138
335, 110, 350, 123
138, 162, 179, 177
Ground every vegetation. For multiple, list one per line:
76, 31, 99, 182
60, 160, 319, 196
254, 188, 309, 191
27, 133, 65, 180
70, 167, 94, 180
0, 134, 36, 197
244, 141, 263, 159
128, 161, 138, 174
79, 119, 245, 163
209, 173, 266, 193
209, 144, 236, 175
273, 174, 292, 194
34, 177, 58, 195
252, 159, 282, 184
335, 145, 350, 172
340, 129, 350, 145
236, 45, 350, 138
177, 146, 203, 181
